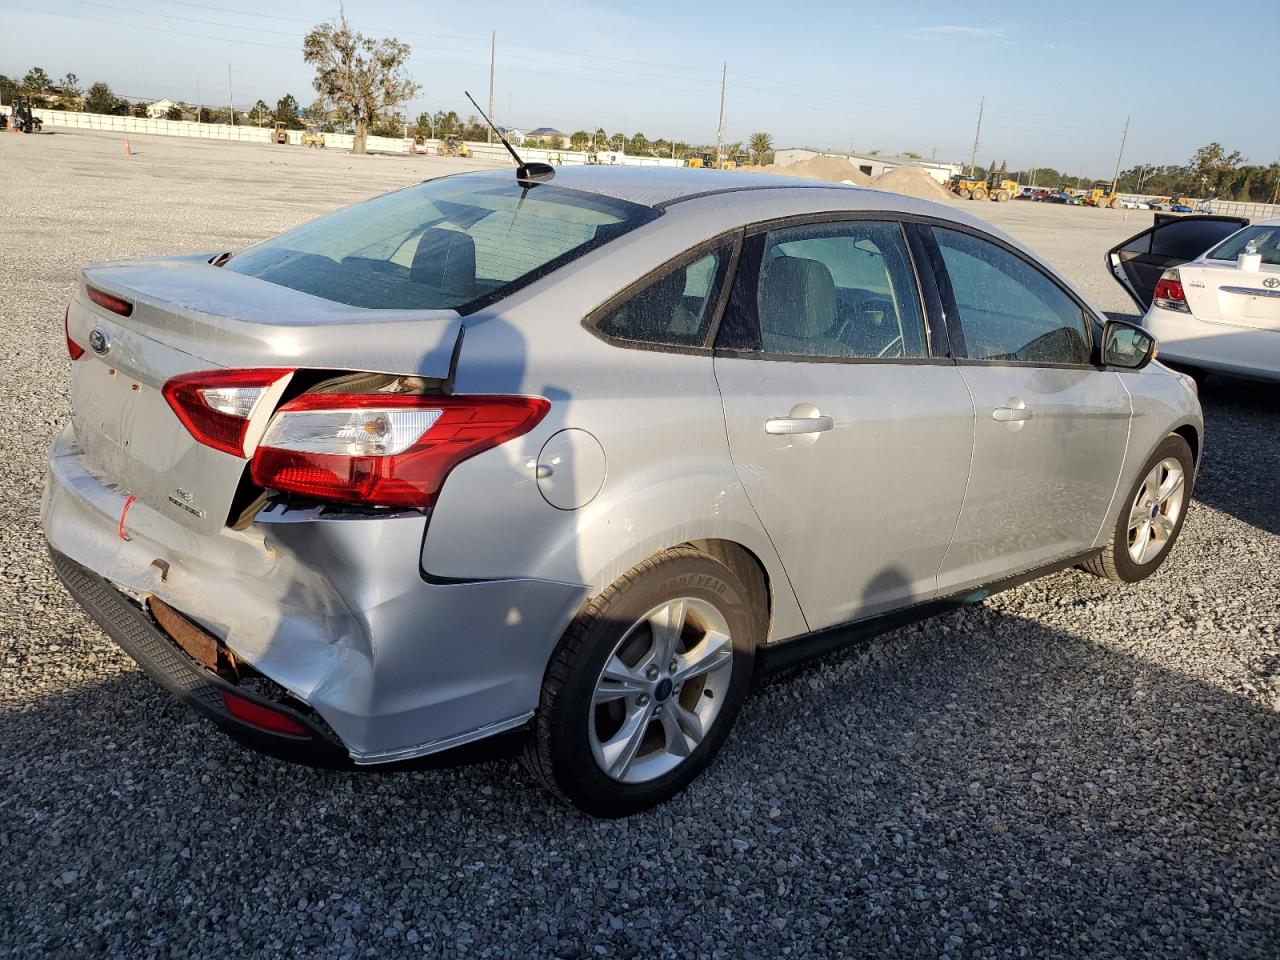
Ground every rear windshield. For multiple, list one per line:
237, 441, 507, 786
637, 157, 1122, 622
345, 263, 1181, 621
1206, 225, 1280, 266
224, 176, 658, 311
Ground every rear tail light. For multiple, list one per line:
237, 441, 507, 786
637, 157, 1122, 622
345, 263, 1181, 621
65, 306, 84, 360
222, 691, 308, 736
86, 285, 134, 317
163, 368, 294, 457
251, 393, 550, 509
1153, 269, 1190, 313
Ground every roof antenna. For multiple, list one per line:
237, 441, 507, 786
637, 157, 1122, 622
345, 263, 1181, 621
465, 90, 555, 187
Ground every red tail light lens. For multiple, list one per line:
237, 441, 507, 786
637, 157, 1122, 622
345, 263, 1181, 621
251, 393, 550, 509
65, 306, 85, 360
1153, 270, 1190, 313
222, 691, 308, 736
86, 285, 134, 317
163, 368, 294, 457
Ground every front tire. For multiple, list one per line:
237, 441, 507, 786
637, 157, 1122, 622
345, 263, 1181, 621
1083, 435, 1193, 583
523, 547, 761, 816
972, 187, 988, 201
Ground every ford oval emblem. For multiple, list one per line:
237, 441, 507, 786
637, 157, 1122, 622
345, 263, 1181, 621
88, 327, 110, 355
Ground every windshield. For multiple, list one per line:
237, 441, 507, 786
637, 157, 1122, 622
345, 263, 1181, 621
1206, 225, 1280, 266
225, 175, 658, 311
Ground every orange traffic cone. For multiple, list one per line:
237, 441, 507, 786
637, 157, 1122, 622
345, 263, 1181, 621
123, 137, 132, 156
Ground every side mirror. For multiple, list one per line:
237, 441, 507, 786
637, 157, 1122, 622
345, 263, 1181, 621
1101, 319, 1157, 370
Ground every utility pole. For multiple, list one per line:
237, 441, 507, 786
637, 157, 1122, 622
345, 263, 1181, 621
1029, 153, 1036, 188
715, 62, 726, 166
968, 97, 983, 176
227, 63, 235, 125
1110, 116, 1129, 194
487, 31, 495, 144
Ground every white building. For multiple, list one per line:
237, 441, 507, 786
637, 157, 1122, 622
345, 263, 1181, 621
146, 99, 177, 120
773, 148, 962, 184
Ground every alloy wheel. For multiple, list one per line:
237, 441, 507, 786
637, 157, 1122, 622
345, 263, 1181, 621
1127, 457, 1186, 565
588, 597, 734, 784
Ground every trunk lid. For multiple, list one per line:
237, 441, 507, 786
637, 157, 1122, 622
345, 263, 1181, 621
67, 255, 463, 536
1180, 261, 1280, 332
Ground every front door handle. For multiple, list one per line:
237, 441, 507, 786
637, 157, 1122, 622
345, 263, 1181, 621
765, 415, 834, 435
992, 400, 1033, 422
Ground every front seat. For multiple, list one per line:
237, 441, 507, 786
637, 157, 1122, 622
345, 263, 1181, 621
759, 256, 849, 356
410, 228, 477, 299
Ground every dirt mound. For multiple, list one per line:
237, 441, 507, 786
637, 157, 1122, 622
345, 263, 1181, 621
755, 155, 871, 185
868, 165, 952, 200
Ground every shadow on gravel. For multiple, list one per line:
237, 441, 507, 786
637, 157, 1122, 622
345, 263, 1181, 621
2, 605, 1276, 959
1191, 377, 1280, 537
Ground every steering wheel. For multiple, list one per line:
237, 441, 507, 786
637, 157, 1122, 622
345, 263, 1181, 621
876, 334, 904, 358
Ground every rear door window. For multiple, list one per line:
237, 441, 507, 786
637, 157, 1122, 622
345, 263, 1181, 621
718, 220, 928, 359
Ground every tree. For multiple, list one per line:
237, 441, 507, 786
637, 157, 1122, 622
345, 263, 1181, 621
609, 132, 625, 151
0, 74, 17, 105
84, 82, 117, 114
1190, 142, 1242, 197
569, 130, 590, 151
194, 106, 212, 123
250, 99, 272, 126
275, 94, 303, 129
749, 131, 773, 164
131, 101, 148, 118
166, 105, 184, 121
303, 14, 419, 155
57, 72, 81, 109
22, 67, 51, 105
627, 131, 649, 155
369, 112, 405, 138
413, 112, 433, 138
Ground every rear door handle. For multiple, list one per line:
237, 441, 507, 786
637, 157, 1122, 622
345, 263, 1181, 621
765, 415, 834, 435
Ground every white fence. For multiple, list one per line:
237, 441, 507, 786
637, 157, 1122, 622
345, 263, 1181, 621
1204, 199, 1280, 221
4, 106, 688, 168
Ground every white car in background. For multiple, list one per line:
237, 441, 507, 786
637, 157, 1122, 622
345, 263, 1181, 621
1109, 215, 1280, 382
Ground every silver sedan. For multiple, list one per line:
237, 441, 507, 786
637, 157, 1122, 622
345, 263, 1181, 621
44, 167, 1202, 815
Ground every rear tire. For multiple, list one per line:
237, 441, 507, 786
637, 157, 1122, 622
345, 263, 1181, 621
995, 189, 1011, 202
1110, 197, 1122, 209
1083, 435, 1193, 583
957, 188, 972, 200
523, 546, 760, 817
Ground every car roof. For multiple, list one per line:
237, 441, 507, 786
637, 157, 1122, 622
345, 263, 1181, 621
461, 165, 855, 208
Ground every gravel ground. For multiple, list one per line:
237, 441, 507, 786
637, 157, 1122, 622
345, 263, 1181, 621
1, 130, 1277, 959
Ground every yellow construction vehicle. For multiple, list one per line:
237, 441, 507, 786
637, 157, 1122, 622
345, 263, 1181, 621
436, 135, 471, 158
1082, 181, 1123, 209
951, 168, 1017, 202
272, 122, 289, 144
687, 152, 735, 170
301, 128, 325, 148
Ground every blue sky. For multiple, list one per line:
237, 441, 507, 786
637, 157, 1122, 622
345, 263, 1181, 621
5, 0, 1277, 176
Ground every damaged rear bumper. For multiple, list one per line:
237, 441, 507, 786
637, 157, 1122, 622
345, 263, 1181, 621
41, 424, 591, 764
50, 548, 352, 767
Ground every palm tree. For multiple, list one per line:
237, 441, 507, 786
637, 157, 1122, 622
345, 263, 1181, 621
749, 131, 773, 165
